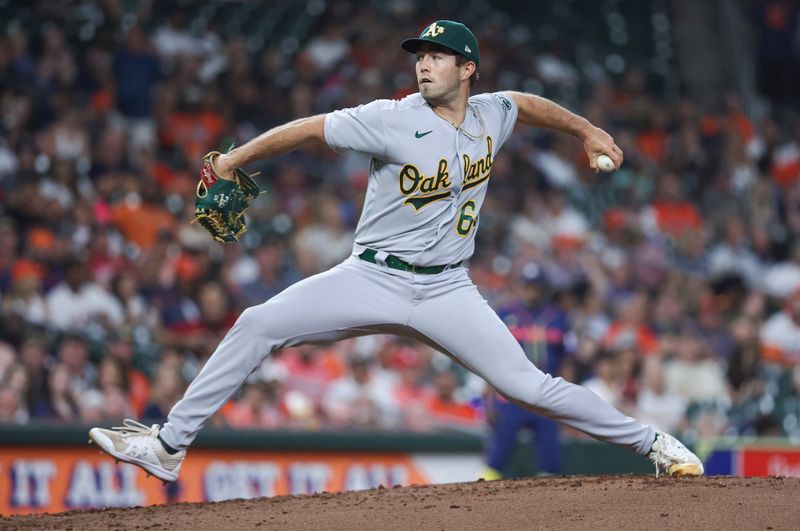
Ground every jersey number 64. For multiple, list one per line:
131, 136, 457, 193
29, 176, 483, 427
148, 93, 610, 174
456, 200, 478, 237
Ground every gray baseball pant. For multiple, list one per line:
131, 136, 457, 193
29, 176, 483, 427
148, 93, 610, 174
159, 256, 655, 455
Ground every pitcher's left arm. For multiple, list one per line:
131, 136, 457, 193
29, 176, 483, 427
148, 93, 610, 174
507, 91, 623, 172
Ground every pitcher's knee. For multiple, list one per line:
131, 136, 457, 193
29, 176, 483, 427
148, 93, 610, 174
234, 301, 292, 344
234, 305, 267, 333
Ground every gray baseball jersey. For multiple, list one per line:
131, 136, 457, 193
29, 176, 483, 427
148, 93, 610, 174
325, 92, 517, 266
159, 92, 655, 461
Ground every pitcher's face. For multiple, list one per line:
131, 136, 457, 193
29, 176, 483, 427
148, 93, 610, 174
415, 45, 461, 105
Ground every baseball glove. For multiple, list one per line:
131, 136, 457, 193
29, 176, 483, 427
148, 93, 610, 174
192, 151, 261, 243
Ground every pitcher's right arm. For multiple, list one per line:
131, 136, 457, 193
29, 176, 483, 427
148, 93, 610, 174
213, 114, 328, 180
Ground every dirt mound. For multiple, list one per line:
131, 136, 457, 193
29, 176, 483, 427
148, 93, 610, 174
3, 475, 799, 530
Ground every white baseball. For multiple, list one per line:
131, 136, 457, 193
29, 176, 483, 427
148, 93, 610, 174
597, 154, 615, 172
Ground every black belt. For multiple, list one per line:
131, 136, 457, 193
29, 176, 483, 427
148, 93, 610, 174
358, 249, 461, 274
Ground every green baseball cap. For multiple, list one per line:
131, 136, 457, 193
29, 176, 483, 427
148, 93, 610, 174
401, 20, 480, 67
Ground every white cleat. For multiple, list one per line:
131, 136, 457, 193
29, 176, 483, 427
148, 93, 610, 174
88, 419, 185, 482
647, 431, 704, 477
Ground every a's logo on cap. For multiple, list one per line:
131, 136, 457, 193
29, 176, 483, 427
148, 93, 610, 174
421, 22, 445, 38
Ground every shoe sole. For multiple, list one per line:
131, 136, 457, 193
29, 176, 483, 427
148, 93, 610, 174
667, 463, 704, 477
88, 428, 178, 482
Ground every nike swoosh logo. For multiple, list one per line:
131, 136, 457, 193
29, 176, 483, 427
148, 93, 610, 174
415, 130, 433, 138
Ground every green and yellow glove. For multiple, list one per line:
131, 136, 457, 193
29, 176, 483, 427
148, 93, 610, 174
192, 151, 261, 243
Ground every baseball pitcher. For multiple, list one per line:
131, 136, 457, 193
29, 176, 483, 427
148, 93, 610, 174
90, 20, 703, 481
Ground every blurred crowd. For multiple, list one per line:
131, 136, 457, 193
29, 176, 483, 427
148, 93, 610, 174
1, 0, 800, 445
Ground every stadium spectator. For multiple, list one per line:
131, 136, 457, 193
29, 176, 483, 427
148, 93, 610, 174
602, 292, 659, 357
323, 355, 399, 429
55, 334, 95, 399
17, 334, 52, 418
237, 241, 297, 305
0, 219, 19, 293
294, 191, 355, 272
581, 351, 624, 408
383, 343, 432, 430
47, 363, 80, 422
225, 380, 286, 429
636, 356, 687, 434
302, 24, 351, 74
423, 369, 481, 429
707, 215, 764, 289
727, 313, 763, 402
663, 330, 731, 406
46, 258, 123, 332
112, 25, 160, 134
143, 362, 185, 423
152, 9, 196, 65
0, 385, 27, 424
760, 289, 800, 367
168, 280, 239, 359
2, 259, 47, 325
96, 355, 133, 415
103, 331, 150, 417
110, 270, 158, 328
280, 345, 344, 407
642, 171, 703, 240
763, 241, 800, 301
80, 385, 132, 424
110, 188, 176, 250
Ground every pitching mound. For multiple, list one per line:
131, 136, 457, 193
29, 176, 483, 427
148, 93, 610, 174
3, 476, 799, 530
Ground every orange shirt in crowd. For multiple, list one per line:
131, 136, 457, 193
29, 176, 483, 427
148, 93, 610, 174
602, 321, 659, 357
161, 110, 226, 161
731, 111, 754, 142
280, 348, 345, 383
152, 161, 194, 196
651, 201, 703, 238
637, 129, 667, 162
423, 395, 479, 425
111, 202, 174, 249
772, 157, 800, 189
128, 369, 151, 417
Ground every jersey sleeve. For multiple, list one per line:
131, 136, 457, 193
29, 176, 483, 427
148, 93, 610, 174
471, 91, 519, 149
324, 99, 387, 158
492, 91, 519, 147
